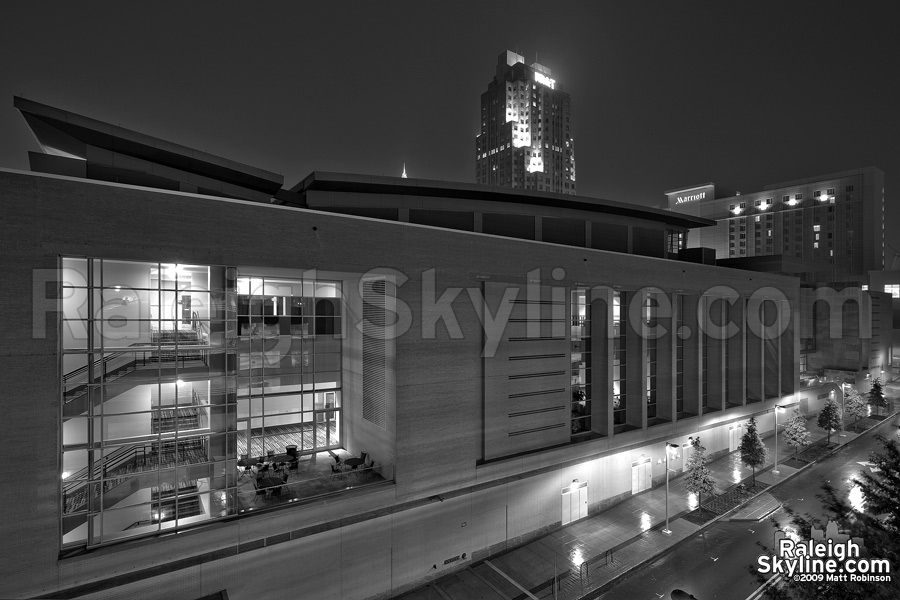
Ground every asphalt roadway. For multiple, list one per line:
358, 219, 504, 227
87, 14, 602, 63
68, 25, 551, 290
592, 417, 900, 600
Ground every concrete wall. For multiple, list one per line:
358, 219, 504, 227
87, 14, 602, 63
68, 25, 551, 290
0, 169, 801, 599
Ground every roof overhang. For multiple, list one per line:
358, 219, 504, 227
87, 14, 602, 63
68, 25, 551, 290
287, 171, 716, 229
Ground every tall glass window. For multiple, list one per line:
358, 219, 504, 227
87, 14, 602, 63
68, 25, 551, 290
645, 294, 658, 420
570, 289, 590, 435
613, 292, 626, 425
235, 276, 343, 459
60, 258, 237, 548
675, 296, 684, 414
701, 333, 709, 409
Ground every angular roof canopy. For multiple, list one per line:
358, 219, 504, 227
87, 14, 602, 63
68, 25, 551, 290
15, 96, 283, 202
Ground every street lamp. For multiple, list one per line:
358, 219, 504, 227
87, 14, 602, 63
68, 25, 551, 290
663, 442, 680, 535
773, 405, 786, 475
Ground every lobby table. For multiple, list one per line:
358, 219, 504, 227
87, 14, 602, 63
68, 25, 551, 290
343, 458, 364, 473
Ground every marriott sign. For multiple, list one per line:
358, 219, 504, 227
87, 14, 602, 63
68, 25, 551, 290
665, 183, 715, 210
676, 191, 706, 204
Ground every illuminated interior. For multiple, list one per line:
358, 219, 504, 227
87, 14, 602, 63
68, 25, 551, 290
59, 258, 369, 549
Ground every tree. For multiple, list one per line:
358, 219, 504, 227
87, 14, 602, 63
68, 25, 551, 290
782, 408, 811, 457
855, 433, 900, 532
845, 388, 868, 428
682, 437, 716, 510
739, 416, 768, 486
817, 397, 842, 445
748, 434, 900, 599
869, 377, 888, 417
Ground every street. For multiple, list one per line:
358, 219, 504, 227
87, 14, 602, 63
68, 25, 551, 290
592, 418, 899, 600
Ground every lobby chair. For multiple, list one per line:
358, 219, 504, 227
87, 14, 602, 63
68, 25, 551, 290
330, 464, 344, 480
252, 481, 266, 504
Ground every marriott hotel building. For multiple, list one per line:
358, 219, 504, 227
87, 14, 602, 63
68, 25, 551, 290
666, 167, 885, 286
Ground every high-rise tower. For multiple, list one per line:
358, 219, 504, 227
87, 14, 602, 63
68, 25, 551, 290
476, 50, 576, 195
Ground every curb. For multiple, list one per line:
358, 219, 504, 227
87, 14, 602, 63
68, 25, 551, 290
575, 408, 900, 600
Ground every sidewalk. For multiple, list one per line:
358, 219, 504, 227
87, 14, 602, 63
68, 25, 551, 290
398, 404, 898, 600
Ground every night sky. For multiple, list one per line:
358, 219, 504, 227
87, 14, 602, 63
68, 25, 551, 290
2, 2, 900, 232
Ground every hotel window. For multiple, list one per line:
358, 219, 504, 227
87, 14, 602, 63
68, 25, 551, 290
885, 285, 899, 298
813, 225, 820, 232
754, 200, 761, 207
570, 290, 591, 436
782, 195, 790, 202
729, 204, 735, 211
795, 193, 803, 200
827, 188, 835, 195
755, 216, 761, 222
814, 190, 821, 197
739, 202, 746, 209
846, 185, 854, 192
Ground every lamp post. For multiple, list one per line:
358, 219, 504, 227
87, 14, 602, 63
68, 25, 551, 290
773, 405, 785, 475
663, 442, 679, 535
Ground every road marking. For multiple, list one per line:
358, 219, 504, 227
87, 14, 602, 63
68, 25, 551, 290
429, 583, 454, 600
746, 574, 782, 600
857, 461, 881, 473
484, 560, 540, 600
468, 566, 513, 600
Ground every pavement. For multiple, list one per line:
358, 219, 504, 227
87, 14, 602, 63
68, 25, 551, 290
396, 394, 900, 600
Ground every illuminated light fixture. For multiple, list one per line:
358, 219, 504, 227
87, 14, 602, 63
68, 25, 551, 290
731, 206, 743, 215
759, 202, 770, 210
176, 379, 184, 386
786, 198, 798, 206
61, 471, 70, 480
561, 479, 588, 495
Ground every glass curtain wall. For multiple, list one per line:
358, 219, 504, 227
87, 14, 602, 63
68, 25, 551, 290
570, 289, 591, 435
613, 292, 626, 426
60, 258, 237, 548
235, 276, 342, 460
645, 293, 658, 420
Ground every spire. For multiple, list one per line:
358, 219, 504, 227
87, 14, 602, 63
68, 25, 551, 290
401, 163, 408, 178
